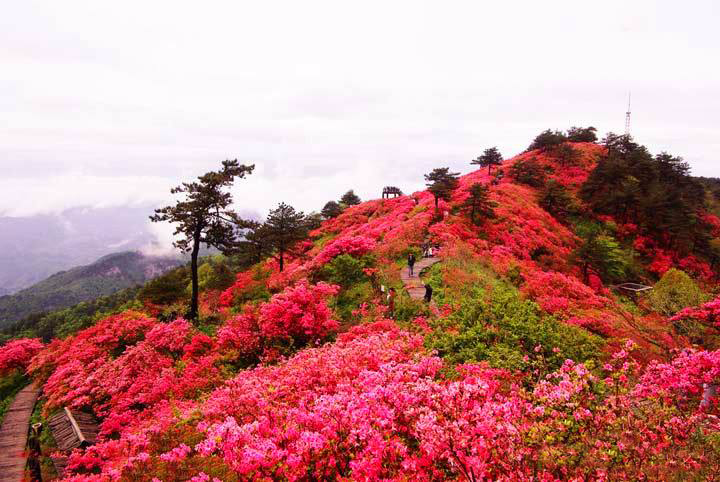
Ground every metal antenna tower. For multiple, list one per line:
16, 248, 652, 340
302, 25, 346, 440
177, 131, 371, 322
624, 92, 631, 135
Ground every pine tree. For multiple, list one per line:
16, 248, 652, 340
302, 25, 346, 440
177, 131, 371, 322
461, 183, 497, 225
552, 144, 581, 167
471, 147, 503, 175
339, 190, 361, 206
527, 129, 567, 151
305, 212, 324, 231
424, 167, 460, 211
572, 224, 627, 284
580, 134, 707, 250
566, 126, 597, 143
236, 220, 271, 266
539, 180, 577, 221
508, 158, 548, 187
264, 203, 309, 272
321, 201, 343, 219
150, 160, 254, 319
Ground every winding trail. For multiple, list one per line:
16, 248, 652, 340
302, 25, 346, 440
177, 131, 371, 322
0, 384, 40, 481
401, 257, 440, 301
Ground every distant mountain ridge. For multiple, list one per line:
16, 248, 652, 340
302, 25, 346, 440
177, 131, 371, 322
0, 251, 182, 327
0, 205, 162, 294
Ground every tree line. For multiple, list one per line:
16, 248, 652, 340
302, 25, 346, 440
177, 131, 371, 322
151, 162, 365, 319
152, 126, 717, 319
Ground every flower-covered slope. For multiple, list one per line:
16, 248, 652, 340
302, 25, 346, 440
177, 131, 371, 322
24, 321, 720, 480
6, 142, 720, 480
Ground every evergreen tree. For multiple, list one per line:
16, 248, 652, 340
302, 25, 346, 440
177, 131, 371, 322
528, 129, 567, 151
424, 167, 460, 211
538, 180, 577, 221
139, 266, 191, 306
572, 224, 627, 284
552, 144, 581, 167
580, 134, 707, 251
508, 158, 548, 187
321, 201, 343, 219
150, 160, 254, 319
305, 212, 324, 230
235, 220, 270, 266
264, 202, 309, 272
339, 190, 361, 206
566, 126, 598, 143
472, 147, 503, 175
461, 183, 497, 225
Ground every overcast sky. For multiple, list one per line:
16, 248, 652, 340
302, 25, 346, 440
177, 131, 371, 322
2, 0, 719, 222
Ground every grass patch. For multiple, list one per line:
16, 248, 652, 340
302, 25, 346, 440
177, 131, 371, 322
0, 372, 28, 424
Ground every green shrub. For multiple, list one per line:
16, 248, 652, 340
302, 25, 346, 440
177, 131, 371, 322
649, 268, 707, 316
0, 372, 27, 424
187, 256, 236, 294
426, 284, 603, 374
393, 292, 426, 323
316, 254, 374, 288
139, 266, 190, 305
332, 281, 374, 321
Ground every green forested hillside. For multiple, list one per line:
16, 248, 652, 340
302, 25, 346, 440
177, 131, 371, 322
0, 251, 181, 327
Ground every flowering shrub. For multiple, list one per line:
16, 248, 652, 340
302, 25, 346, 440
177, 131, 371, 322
93, 334, 720, 481
672, 296, 720, 330
566, 315, 615, 337
311, 195, 434, 262
30, 313, 222, 430
312, 235, 376, 267
521, 269, 608, 315
525, 343, 720, 479
678, 254, 715, 281
218, 280, 339, 362
28, 311, 156, 382
669, 295, 720, 347
0, 338, 43, 376
701, 212, 720, 238
633, 348, 720, 405
218, 267, 270, 308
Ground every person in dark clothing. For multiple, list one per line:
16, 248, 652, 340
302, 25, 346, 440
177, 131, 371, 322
408, 253, 416, 276
28, 423, 43, 481
424, 283, 433, 303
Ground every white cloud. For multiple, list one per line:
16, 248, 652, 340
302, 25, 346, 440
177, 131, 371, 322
140, 220, 179, 257
1, 0, 719, 228
0, 173, 171, 217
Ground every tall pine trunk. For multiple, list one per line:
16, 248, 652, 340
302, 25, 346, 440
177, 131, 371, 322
189, 230, 201, 320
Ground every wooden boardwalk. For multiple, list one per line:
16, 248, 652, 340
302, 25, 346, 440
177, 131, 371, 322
401, 257, 440, 300
0, 384, 40, 481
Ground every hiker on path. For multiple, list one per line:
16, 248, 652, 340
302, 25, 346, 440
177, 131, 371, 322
387, 287, 397, 318
424, 283, 433, 303
408, 253, 416, 277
